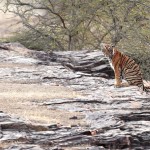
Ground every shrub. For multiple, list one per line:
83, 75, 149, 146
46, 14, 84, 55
8, 30, 56, 51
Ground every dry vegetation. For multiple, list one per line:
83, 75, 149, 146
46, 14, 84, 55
0, 82, 85, 126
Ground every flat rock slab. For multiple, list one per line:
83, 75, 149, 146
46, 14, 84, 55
0, 43, 150, 149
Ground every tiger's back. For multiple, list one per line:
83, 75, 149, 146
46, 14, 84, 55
101, 43, 147, 92
118, 52, 144, 90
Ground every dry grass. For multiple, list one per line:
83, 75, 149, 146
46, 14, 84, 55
0, 83, 85, 126
0, 83, 77, 100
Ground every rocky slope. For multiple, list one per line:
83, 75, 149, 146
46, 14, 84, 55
0, 43, 150, 150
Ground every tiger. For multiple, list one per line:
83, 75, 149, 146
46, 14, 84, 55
100, 43, 148, 92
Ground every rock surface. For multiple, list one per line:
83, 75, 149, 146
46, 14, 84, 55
0, 43, 150, 149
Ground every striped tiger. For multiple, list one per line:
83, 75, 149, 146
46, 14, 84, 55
100, 43, 148, 92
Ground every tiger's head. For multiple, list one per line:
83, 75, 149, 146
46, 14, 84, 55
100, 43, 115, 59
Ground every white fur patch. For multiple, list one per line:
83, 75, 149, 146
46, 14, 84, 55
113, 49, 115, 55
109, 61, 114, 70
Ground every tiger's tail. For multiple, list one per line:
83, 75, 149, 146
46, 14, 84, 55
143, 80, 150, 93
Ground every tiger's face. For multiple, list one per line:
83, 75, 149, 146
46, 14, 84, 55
100, 43, 115, 59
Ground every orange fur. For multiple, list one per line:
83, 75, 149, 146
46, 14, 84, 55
101, 43, 148, 92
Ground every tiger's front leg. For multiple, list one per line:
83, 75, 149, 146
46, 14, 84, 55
114, 67, 122, 88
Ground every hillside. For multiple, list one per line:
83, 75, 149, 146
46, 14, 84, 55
0, 43, 149, 149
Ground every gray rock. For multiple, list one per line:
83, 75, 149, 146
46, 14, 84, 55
0, 43, 150, 149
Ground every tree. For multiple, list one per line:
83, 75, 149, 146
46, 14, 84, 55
3, 0, 150, 51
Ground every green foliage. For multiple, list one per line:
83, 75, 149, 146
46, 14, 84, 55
4, 0, 150, 50
8, 30, 60, 51
4, 1, 149, 48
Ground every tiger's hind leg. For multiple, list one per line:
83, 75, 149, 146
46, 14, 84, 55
121, 82, 129, 87
115, 81, 129, 88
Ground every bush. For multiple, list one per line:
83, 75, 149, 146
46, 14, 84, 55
8, 30, 57, 51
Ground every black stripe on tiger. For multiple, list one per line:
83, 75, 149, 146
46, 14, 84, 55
127, 77, 142, 81
125, 59, 136, 69
122, 57, 132, 72
124, 70, 141, 76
